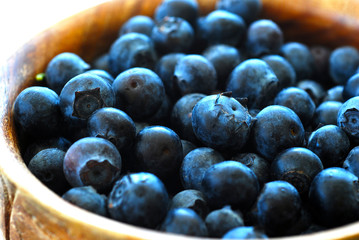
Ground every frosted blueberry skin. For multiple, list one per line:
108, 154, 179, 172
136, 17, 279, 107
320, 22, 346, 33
251, 105, 305, 161
85, 69, 114, 85
309, 167, 359, 227
173, 54, 217, 97
108, 172, 169, 229
201, 161, 259, 211
112, 67, 165, 121
171, 93, 206, 144
119, 15, 155, 37
261, 54, 296, 91
274, 87, 316, 127
343, 73, 359, 101
28, 148, 70, 194
45, 52, 90, 94
226, 59, 279, 109
313, 101, 342, 127
297, 79, 326, 106
13, 86, 62, 139
196, 10, 246, 48
245, 19, 284, 58
205, 206, 244, 238
63, 137, 122, 192
216, 0, 262, 24
160, 208, 208, 237
87, 107, 136, 153
132, 126, 183, 180
151, 16, 194, 54
337, 96, 359, 142
191, 94, 254, 152
343, 146, 359, 178
202, 44, 242, 90
223, 226, 268, 239
108, 32, 157, 76
170, 189, 209, 219
281, 42, 315, 81
329, 46, 359, 85
62, 186, 108, 217
323, 85, 344, 102
256, 181, 302, 237
180, 147, 225, 191
270, 147, 323, 196
153, 0, 199, 26
307, 125, 350, 168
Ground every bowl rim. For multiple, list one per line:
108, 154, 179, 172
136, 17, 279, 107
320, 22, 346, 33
1, 0, 359, 239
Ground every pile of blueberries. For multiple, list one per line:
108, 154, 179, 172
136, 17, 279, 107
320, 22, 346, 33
12, 0, 359, 238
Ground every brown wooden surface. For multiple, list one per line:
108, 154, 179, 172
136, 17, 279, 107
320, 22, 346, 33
2, 0, 359, 239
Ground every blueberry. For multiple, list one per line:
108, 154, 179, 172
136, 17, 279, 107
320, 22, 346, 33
45, 52, 90, 94
246, 19, 284, 57
92, 53, 110, 72
108, 32, 157, 76
108, 172, 169, 229
274, 87, 316, 127
112, 67, 165, 121
343, 73, 359, 101
313, 100, 342, 127
231, 152, 270, 186
201, 160, 259, 211
261, 54, 296, 90
155, 53, 185, 99
62, 186, 108, 217
251, 105, 305, 160
308, 167, 359, 227
329, 46, 359, 85
205, 206, 244, 238
170, 189, 208, 219
181, 139, 197, 157
28, 148, 70, 194
270, 147, 323, 196
119, 15, 155, 37
203, 44, 242, 90
196, 10, 246, 47
154, 0, 199, 26
180, 147, 224, 190
343, 146, 359, 178
323, 85, 344, 102
216, 0, 262, 24
147, 93, 173, 125
281, 42, 315, 81
173, 54, 217, 97
256, 180, 302, 237
226, 59, 279, 109
191, 93, 254, 151
307, 125, 350, 167
13, 86, 62, 139
296, 79, 326, 106
59, 73, 114, 124
87, 107, 136, 152
160, 208, 208, 237
222, 226, 268, 239
171, 93, 206, 143
337, 96, 359, 142
151, 16, 194, 54
63, 137, 122, 192
132, 126, 183, 180
310, 45, 331, 85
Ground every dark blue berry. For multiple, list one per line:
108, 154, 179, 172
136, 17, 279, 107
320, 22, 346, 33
201, 160, 259, 211
154, 0, 199, 26
329, 46, 359, 85
323, 85, 344, 102
222, 226, 268, 239
45, 52, 90, 94
343, 72, 359, 101
108, 172, 169, 229
119, 15, 155, 37
62, 186, 108, 217
191, 93, 254, 151
313, 100, 342, 127
63, 137, 122, 191
85, 69, 114, 85
296, 79, 326, 106
226, 59, 279, 109
216, 0, 262, 24
170, 189, 208, 219
337, 96, 359, 142
343, 146, 359, 178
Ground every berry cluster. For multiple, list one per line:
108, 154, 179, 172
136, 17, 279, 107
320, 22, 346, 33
13, 0, 359, 238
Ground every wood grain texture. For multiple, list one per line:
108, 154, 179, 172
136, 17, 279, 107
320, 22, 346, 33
2, 0, 359, 239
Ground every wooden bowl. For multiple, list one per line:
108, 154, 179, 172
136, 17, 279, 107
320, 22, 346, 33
2, 0, 359, 239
